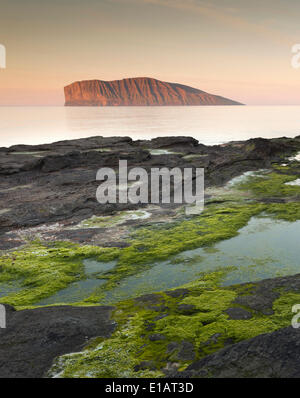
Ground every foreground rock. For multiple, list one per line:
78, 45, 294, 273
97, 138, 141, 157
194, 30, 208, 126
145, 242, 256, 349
0, 304, 115, 378
2, 272, 300, 378
1, 134, 300, 378
1, 135, 300, 249
172, 326, 300, 378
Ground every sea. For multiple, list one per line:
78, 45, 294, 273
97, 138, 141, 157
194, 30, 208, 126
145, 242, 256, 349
0, 105, 300, 147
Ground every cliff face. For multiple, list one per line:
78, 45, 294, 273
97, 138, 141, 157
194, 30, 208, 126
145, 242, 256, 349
64, 77, 243, 106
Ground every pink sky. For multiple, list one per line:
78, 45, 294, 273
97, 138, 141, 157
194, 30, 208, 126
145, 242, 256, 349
1, 0, 300, 106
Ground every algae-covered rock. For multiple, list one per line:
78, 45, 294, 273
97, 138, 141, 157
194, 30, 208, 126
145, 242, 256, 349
1, 135, 300, 378
1, 266, 300, 378
172, 326, 300, 378
42, 272, 300, 378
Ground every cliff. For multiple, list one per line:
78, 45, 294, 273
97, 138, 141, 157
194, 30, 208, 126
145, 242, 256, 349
64, 77, 243, 106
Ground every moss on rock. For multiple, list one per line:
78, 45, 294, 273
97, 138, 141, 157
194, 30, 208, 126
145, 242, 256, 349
48, 270, 300, 378
0, 241, 118, 307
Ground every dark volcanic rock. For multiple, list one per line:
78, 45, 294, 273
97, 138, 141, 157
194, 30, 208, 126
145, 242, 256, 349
143, 136, 199, 149
8, 136, 133, 154
176, 304, 198, 315
225, 307, 253, 320
231, 274, 300, 315
134, 294, 162, 306
1, 274, 300, 378
172, 326, 300, 378
0, 304, 116, 378
50, 228, 106, 243
1, 134, 300, 249
165, 289, 190, 298
148, 334, 166, 341
134, 360, 157, 372
167, 341, 196, 362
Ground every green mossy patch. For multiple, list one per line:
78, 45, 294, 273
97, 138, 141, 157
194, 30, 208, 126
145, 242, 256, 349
0, 241, 118, 307
2, 165, 300, 309
264, 202, 300, 222
3, 163, 300, 377
48, 270, 300, 378
3, 142, 300, 378
2, 200, 300, 307
84, 203, 265, 299
236, 171, 300, 198
118, 203, 265, 266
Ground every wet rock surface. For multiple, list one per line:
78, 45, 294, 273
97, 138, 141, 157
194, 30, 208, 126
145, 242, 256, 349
2, 135, 300, 378
0, 304, 116, 378
1, 135, 300, 249
232, 273, 300, 315
172, 326, 300, 378
165, 273, 300, 378
1, 273, 300, 377
167, 341, 196, 362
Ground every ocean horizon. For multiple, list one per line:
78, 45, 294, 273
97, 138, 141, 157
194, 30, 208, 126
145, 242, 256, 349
1, 105, 300, 148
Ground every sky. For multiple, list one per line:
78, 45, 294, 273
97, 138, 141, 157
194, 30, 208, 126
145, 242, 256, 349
0, 0, 300, 105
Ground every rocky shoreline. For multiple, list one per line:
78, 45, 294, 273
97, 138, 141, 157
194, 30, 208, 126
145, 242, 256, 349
2, 272, 300, 378
1, 134, 300, 377
1, 135, 299, 249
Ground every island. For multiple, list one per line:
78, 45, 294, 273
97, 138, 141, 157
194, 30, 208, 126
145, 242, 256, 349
64, 77, 243, 106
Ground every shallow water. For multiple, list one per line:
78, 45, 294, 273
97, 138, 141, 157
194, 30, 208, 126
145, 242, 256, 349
149, 149, 182, 155
36, 259, 117, 305
226, 170, 269, 187
102, 216, 300, 303
5, 216, 300, 305
0, 283, 22, 298
286, 179, 300, 186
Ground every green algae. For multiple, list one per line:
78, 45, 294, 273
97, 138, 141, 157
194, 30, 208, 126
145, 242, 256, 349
83, 202, 266, 300
2, 164, 300, 308
2, 200, 300, 308
236, 171, 300, 198
0, 241, 118, 307
264, 202, 300, 222
48, 314, 163, 378
48, 270, 300, 378
2, 147, 300, 377
47, 271, 227, 378
119, 204, 265, 265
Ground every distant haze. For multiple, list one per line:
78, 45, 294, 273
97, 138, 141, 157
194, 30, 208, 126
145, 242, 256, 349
0, 0, 300, 105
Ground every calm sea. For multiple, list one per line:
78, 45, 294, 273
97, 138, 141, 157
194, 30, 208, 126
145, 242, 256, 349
1, 106, 300, 147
